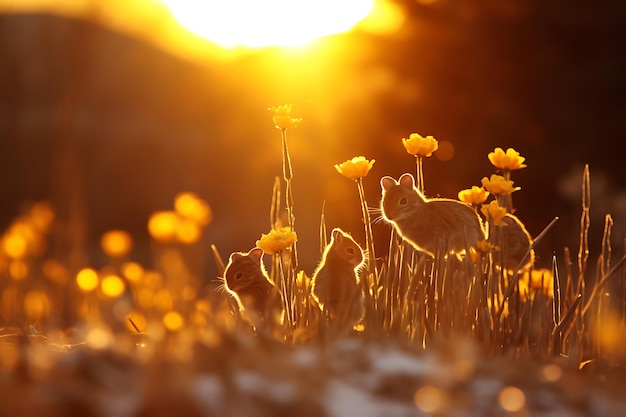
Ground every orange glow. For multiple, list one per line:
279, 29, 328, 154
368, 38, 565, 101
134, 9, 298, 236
163, 310, 185, 331
101, 230, 133, 257
101, 274, 126, 298
174, 192, 212, 226
176, 219, 202, 244
126, 311, 147, 332
155, 289, 174, 311
122, 261, 144, 282
157, 0, 375, 48
498, 386, 526, 412
148, 211, 179, 242
29, 202, 55, 232
85, 326, 113, 350
9, 260, 28, 280
0, 0, 404, 63
24, 290, 51, 320
76, 268, 99, 292
42, 259, 69, 285
414, 386, 447, 413
435, 141, 455, 161
3, 234, 27, 259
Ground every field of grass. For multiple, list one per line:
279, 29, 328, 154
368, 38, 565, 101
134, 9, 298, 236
1, 106, 625, 416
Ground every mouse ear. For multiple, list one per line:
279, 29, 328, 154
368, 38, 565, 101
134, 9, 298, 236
248, 247, 264, 262
399, 173, 415, 189
331, 228, 344, 243
228, 252, 243, 262
380, 176, 397, 191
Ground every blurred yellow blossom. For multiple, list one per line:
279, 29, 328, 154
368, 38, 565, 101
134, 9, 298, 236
148, 211, 179, 242
256, 227, 298, 255
481, 174, 520, 195
469, 239, 499, 263
296, 270, 311, 290
481, 200, 507, 226
101, 274, 126, 298
175, 192, 212, 226
270, 104, 302, 130
24, 290, 51, 321
163, 311, 185, 331
488, 147, 526, 171
402, 133, 438, 157
458, 186, 490, 205
76, 268, 99, 292
519, 268, 554, 299
335, 156, 375, 181
101, 230, 133, 257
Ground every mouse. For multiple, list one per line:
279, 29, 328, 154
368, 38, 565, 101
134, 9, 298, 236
310, 228, 365, 329
493, 213, 535, 272
380, 173, 485, 258
222, 247, 284, 329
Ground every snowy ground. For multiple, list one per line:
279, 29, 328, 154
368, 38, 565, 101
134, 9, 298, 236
1, 332, 626, 417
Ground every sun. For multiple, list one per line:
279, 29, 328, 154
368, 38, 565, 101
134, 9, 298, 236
156, 0, 375, 48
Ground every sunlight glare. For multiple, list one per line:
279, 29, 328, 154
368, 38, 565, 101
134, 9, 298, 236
157, 0, 375, 48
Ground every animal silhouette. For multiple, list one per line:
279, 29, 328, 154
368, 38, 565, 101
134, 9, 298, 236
223, 247, 284, 329
380, 173, 485, 257
311, 228, 365, 328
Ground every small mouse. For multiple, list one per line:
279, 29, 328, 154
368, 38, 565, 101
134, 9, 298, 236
493, 213, 535, 272
380, 173, 485, 258
310, 228, 365, 328
222, 247, 284, 329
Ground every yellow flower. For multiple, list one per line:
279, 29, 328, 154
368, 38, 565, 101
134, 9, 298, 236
334, 156, 375, 181
401, 133, 438, 157
256, 226, 298, 255
481, 200, 507, 226
458, 186, 490, 205
488, 147, 527, 171
295, 270, 311, 290
469, 239, 499, 263
481, 174, 520, 195
518, 269, 554, 301
529, 268, 554, 298
269, 104, 302, 130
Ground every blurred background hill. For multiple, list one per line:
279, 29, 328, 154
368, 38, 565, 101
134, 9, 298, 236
1, 0, 625, 283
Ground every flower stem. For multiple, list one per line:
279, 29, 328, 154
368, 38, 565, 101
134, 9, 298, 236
416, 156, 425, 194
280, 129, 298, 333
502, 169, 513, 212
357, 178, 378, 314
280, 129, 298, 270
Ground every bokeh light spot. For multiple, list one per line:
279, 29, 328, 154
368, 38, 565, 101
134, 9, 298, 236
155, 289, 174, 311
29, 201, 55, 232
541, 364, 562, 382
85, 326, 113, 350
435, 140, 455, 161
101, 230, 133, 257
9, 260, 28, 280
174, 192, 212, 226
122, 261, 144, 282
24, 290, 51, 320
498, 386, 526, 412
42, 259, 68, 285
148, 211, 179, 242
76, 268, 99, 292
4, 234, 27, 259
163, 311, 185, 331
414, 386, 446, 413
176, 219, 201, 244
101, 274, 126, 298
